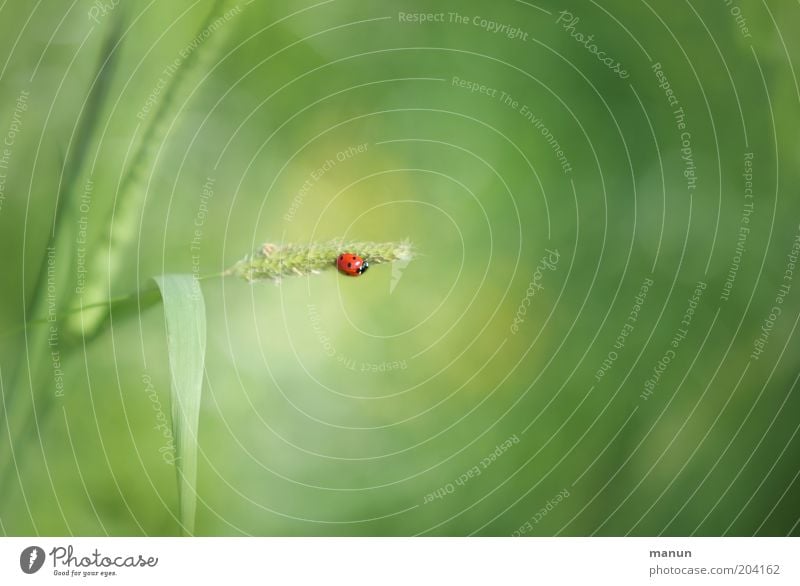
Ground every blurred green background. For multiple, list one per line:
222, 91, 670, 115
1, 0, 799, 536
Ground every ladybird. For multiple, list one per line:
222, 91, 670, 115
336, 252, 369, 276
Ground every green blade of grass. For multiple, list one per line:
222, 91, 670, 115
153, 274, 206, 536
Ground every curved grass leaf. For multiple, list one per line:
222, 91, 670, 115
153, 274, 206, 535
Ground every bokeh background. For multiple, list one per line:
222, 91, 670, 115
1, 0, 799, 536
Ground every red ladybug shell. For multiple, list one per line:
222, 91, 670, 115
336, 252, 369, 276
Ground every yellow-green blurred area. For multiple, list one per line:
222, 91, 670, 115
1, 0, 799, 535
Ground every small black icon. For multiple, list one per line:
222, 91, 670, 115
20, 546, 45, 574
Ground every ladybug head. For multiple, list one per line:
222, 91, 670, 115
357, 260, 369, 274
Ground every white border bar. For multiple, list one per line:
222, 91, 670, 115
1, 537, 797, 585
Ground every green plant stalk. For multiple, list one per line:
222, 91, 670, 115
12, 239, 414, 336
228, 239, 414, 282
6, 269, 217, 342
0, 16, 125, 503
73, 0, 236, 339
2, 238, 414, 529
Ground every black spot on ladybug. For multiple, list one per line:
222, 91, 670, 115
347, 262, 352, 268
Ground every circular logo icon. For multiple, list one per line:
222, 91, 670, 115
20, 546, 45, 574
